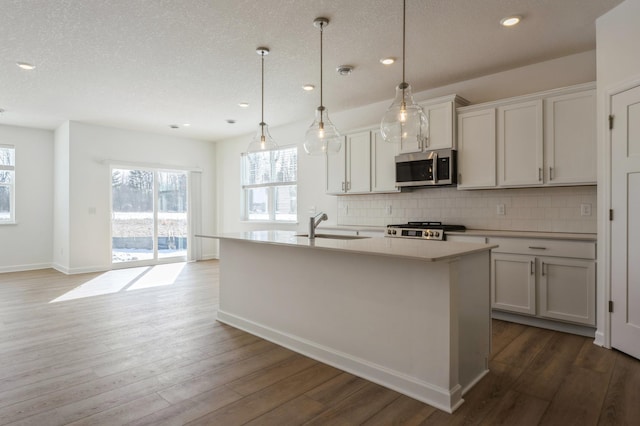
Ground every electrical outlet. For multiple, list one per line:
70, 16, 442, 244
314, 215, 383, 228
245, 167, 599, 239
308, 205, 316, 214
581, 203, 592, 216
496, 204, 505, 215
385, 204, 392, 215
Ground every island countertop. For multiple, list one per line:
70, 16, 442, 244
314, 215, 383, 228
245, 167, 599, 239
198, 230, 497, 262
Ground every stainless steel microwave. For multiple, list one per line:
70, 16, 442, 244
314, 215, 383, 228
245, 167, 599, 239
395, 148, 457, 188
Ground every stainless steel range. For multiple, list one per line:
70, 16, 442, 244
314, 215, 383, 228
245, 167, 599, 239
385, 221, 466, 240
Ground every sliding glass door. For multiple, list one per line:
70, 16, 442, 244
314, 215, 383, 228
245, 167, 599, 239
111, 168, 188, 265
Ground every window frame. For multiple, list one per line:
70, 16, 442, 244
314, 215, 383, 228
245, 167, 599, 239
0, 144, 16, 224
241, 146, 297, 223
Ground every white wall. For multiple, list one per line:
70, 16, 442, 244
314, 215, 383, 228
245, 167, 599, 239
0, 124, 54, 272
595, 0, 640, 345
56, 121, 217, 273
216, 51, 597, 235
53, 122, 70, 270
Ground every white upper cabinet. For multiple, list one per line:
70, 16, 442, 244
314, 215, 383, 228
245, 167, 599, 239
497, 100, 544, 187
398, 95, 469, 154
457, 108, 496, 189
456, 82, 596, 190
326, 130, 376, 194
347, 131, 372, 193
326, 136, 347, 194
544, 89, 597, 185
371, 129, 399, 193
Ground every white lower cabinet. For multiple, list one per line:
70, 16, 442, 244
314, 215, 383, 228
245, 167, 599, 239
492, 253, 537, 315
538, 256, 596, 325
489, 237, 596, 326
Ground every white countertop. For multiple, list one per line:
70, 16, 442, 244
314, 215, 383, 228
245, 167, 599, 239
199, 230, 497, 262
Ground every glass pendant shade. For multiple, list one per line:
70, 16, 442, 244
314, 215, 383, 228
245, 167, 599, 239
247, 122, 278, 152
304, 106, 342, 155
380, 82, 428, 145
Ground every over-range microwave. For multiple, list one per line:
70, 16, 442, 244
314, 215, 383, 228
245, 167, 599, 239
395, 148, 457, 188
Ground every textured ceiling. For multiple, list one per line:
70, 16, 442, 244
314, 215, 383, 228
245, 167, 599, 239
0, 0, 623, 142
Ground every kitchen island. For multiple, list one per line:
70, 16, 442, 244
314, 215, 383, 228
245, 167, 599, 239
203, 230, 496, 413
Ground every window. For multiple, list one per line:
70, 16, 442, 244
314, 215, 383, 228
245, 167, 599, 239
0, 145, 15, 223
242, 146, 297, 222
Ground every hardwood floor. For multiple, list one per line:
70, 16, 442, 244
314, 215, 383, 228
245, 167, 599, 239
0, 260, 638, 425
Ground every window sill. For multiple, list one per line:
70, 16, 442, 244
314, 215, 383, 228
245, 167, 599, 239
0, 221, 18, 226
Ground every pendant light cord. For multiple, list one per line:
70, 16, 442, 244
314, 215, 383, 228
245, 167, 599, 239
261, 50, 265, 137
402, 0, 406, 100
319, 21, 324, 109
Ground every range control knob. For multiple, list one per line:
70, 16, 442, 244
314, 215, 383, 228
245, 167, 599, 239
434, 231, 440, 238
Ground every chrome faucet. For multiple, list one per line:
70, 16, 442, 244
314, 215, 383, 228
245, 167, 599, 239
309, 212, 328, 239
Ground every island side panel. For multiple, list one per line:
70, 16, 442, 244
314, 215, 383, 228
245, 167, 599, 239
456, 250, 492, 394
217, 238, 469, 412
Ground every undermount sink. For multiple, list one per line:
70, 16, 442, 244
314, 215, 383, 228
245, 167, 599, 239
296, 234, 370, 240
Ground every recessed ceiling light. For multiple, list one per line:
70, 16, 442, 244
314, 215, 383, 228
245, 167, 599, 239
16, 62, 36, 70
380, 58, 395, 65
226, 119, 236, 124
183, 123, 191, 127
238, 102, 249, 108
302, 84, 315, 91
500, 16, 521, 27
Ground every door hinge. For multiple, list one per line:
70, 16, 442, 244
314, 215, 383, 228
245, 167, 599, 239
609, 114, 614, 130
609, 300, 614, 313
609, 209, 614, 221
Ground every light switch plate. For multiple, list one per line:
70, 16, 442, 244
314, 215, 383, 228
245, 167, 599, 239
581, 203, 592, 216
496, 204, 505, 215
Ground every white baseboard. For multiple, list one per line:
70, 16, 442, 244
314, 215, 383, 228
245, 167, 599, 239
0, 262, 51, 274
217, 309, 465, 414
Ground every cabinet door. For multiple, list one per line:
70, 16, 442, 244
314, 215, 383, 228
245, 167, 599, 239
538, 257, 595, 325
371, 129, 399, 192
457, 108, 496, 189
326, 137, 347, 193
425, 101, 455, 150
497, 100, 543, 187
491, 253, 536, 315
346, 131, 371, 193
544, 89, 597, 185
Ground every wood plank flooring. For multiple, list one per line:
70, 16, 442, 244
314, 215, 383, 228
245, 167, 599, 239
0, 260, 638, 425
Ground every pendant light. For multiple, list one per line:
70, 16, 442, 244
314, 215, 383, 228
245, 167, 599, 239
303, 17, 342, 156
247, 47, 278, 152
380, 0, 428, 145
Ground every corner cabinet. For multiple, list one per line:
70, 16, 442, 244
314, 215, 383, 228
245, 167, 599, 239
489, 237, 596, 326
456, 82, 596, 190
327, 129, 399, 194
398, 95, 469, 154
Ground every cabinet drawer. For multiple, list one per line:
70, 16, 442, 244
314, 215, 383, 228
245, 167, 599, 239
488, 237, 595, 259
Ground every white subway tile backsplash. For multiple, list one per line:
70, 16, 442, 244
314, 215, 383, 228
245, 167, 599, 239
337, 186, 597, 233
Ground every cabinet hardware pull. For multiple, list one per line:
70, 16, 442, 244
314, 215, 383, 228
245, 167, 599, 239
538, 167, 542, 181
342, 182, 345, 191
549, 167, 553, 180
528, 246, 546, 250
530, 261, 534, 275
541, 261, 545, 276
347, 181, 351, 191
